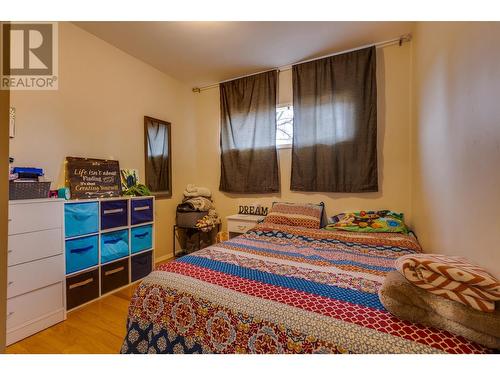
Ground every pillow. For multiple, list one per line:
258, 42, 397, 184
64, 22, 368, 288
263, 202, 324, 229
324, 210, 409, 234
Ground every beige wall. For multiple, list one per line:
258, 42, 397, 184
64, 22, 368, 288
411, 22, 500, 277
193, 43, 413, 228
0, 41, 9, 353
9, 22, 197, 261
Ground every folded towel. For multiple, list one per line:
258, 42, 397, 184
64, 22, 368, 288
395, 254, 500, 312
379, 271, 500, 349
182, 196, 214, 212
184, 184, 212, 198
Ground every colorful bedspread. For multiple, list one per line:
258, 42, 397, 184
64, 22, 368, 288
121, 223, 492, 354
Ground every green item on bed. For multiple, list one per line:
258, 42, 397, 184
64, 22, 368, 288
324, 210, 409, 234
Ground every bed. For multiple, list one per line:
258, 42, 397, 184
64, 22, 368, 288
121, 222, 492, 354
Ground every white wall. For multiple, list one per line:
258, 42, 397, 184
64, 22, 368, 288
193, 43, 414, 228
9, 22, 197, 260
411, 22, 500, 277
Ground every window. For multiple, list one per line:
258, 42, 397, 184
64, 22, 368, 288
276, 105, 293, 148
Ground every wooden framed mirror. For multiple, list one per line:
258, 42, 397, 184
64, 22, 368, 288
144, 116, 172, 199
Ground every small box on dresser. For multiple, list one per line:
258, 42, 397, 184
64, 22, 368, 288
7, 198, 66, 346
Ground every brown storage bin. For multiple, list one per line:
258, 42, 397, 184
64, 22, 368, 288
101, 258, 129, 295
66, 268, 99, 310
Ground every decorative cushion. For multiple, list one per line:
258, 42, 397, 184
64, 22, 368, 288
263, 202, 324, 229
324, 210, 409, 234
395, 254, 500, 313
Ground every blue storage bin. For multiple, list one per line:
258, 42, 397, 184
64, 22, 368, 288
131, 198, 153, 225
66, 235, 99, 274
101, 199, 128, 230
131, 225, 153, 254
65, 202, 99, 238
131, 250, 153, 282
101, 229, 129, 264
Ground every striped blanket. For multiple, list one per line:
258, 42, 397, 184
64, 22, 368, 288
121, 223, 492, 354
396, 254, 500, 312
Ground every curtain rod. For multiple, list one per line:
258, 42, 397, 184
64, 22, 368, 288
192, 33, 412, 93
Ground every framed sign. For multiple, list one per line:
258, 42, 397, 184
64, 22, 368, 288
66, 157, 122, 199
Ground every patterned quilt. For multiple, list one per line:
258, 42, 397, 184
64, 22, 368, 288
121, 223, 492, 354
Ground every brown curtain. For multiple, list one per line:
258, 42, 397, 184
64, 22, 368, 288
219, 70, 279, 193
291, 46, 378, 192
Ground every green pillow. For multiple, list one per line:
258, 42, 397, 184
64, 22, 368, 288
324, 210, 409, 234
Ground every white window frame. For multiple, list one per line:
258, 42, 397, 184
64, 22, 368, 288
276, 104, 293, 149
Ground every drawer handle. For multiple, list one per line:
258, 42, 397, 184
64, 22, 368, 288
69, 277, 94, 290
8, 281, 14, 286
134, 232, 149, 239
105, 266, 125, 276
8, 249, 13, 254
134, 206, 150, 211
237, 225, 247, 230
70, 245, 94, 254
104, 238, 124, 245
7, 311, 14, 318
103, 208, 124, 215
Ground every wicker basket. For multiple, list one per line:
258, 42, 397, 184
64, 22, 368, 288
9, 181, 51, 200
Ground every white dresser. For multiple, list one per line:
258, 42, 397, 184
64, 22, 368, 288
226, 214, 266, 239
7, 198, 66, 345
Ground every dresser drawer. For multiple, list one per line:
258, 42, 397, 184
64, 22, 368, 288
101, 199, 128, 230
65, 202, 99, 238
101, 229, 129, 264
9, 201, 62, 235
131, 250, 153, 282
8, 228, 63, 266
131, 224, 153, 254
65, 235, 99, 274
227, 219, 258, 234
7, 254, 64, 299
66, 268, 99, 310
101, 258, 129, 295
7, 282, 64, 331
131, 198, 153, 225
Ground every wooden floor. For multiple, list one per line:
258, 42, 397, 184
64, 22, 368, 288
6, 282, 139, 354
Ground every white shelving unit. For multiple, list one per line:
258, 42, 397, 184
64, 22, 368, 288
64, 196, 155, 311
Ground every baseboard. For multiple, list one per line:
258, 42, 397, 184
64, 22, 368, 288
155, 254, 173, 264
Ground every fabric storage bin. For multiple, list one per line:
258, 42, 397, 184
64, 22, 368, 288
131, 224, 153, 254
101, 199, 128, 230
65, 202, 99, 238
131, 198, 153, 225
101, 258, 129, 294
176, 211, 207, 228
66, 268, 99, 310
131, 250, 153, 282
101, 229, 129, 264
65, 235, 99, 274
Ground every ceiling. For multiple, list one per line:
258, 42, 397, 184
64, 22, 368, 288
75, 22, 414, 88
